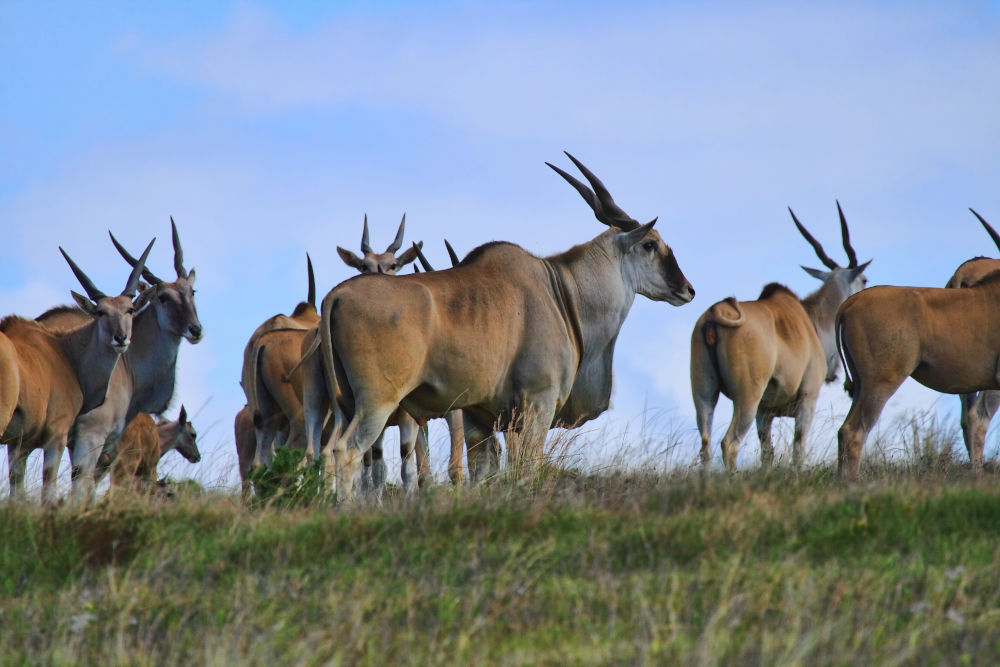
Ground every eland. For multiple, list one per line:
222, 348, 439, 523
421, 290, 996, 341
37, 218, 203, 502
306, 152, 694, 500
837, 208, 1000, 478
247, 218, 428, 490
2, 239, 154, 502
241, 254, 321, 464
944, 209, 1000, 469
107, 406, 200, 492
690, 203, 870, 470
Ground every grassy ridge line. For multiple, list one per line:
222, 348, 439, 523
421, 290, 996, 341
2, 468, 1000, 664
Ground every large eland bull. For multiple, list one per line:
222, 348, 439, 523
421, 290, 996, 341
944, 209, 1000, 469
691, 203, 870, 469
837, 209, 1000, 478
312, 152, 695, 500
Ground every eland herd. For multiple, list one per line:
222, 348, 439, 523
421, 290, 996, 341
1, 152, 997, 504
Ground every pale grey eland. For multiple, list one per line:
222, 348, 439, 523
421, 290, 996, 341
944, 209, 1000, 469
307, 152, 694, 501
107, 405, 200, 492
836, 208, 1000, 478
38, 218, 203, 502
2, 239, 154, 502
690, 203, 870, 470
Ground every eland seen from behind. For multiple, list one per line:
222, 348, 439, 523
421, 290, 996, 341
690, 203, 870, 470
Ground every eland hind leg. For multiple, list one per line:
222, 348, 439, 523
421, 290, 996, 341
464, 413, 501, 483
397, 413, 420, 495
838, 378, 905, 479
445, 410, 465, 485
333, 403, 396, 503
7, 443, 28, 499
791, 395, 818, 470
755, 411, 776, 467
960, 391, 1000, 470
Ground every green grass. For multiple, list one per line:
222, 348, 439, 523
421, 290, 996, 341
3, 462, 1000, 665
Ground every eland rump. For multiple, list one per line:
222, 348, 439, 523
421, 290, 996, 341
837, 208, 1000, 478
691, 203, 870, 470
314, 152, 694, 500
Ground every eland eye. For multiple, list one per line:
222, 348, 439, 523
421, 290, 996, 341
642, 241, 657, 252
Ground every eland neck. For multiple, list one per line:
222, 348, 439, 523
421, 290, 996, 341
802, 278, 852, 380
547, 234, 635, 362
121, 304, 182, 421
59, 320, 123, 414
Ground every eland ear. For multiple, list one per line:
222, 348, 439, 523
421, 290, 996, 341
337, 247, 364, 270
185, 267, 196, 286
847, 260, 872, 282
133, 284, 156, 311
801, 266, 830, 281
395, 241, 422, 267
178, 404, 187, 423
616, 218, 657, 251
70, 290, 99, 315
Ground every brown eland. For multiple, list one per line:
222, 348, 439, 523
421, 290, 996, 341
234, 405, 256, 500
2, 239, 154, 502
691, 203, 870, 470
246, 219, 431, 496
837, 208, 1000, 478
37, 218, 203, 502
291, 219, 435, 497
305, 152, 694, 500
107, 405, 200, 492
944, 209, 1000, 469
241, 254, 320, 464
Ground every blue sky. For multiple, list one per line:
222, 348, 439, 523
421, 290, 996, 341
3, 1, 1000, 489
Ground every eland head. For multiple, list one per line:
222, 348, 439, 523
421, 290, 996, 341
336, 214, 423, 276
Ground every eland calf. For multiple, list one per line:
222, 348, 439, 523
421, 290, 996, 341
310, 152, 694, 500
691, 203, 870, 469
837, 208, 1000, 478
108, 406, 200, 492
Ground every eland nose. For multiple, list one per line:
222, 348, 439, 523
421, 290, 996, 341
113, 333, 128, 346
188, 324, 202, 339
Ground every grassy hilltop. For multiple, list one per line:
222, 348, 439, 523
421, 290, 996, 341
3, 454, 1000, 665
